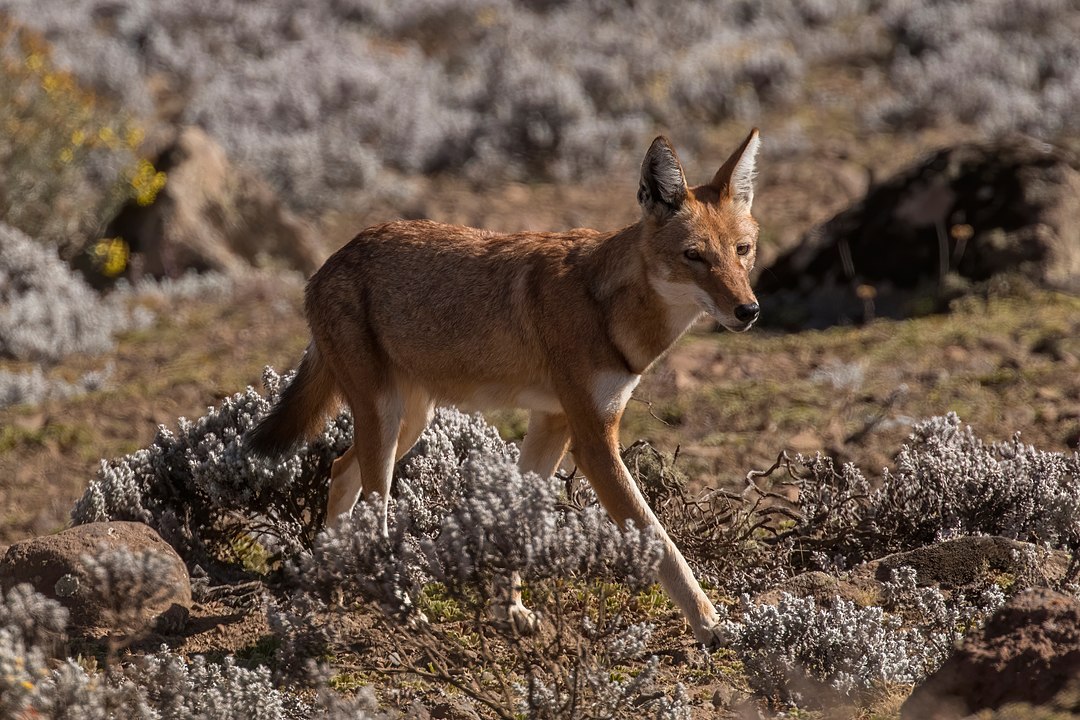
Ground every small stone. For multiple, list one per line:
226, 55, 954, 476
712, 682, 736, 708
54, 573, 79, 598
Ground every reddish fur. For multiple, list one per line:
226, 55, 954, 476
248, 130, 762, 645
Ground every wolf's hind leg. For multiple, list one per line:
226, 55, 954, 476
491, 412, 572, 633
325, 388, 403, 536
326, 385, 433, 530
327, 446, 361, 531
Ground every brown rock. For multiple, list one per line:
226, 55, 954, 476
856, 536, 1071, 591
756, 570, 883, 608
759, 136, 1080, 328
101, 126, 324, 281
901, 588, 1080, 719
0, 521, 191, 636
756, 537, 1068, 614
711, 682, 737, 709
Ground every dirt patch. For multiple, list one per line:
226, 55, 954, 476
170, 599, 274, 657
0, 275, 308, 545
903, 588, 1080, 719
622, 291, 1080, 494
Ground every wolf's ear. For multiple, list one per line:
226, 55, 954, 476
638, 136, 688, 220
711, 128, 760, 209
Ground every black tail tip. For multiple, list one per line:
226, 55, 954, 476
243, 416, 299, 459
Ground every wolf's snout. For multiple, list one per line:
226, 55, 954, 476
734, 302, 760, 324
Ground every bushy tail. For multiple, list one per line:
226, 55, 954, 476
245, 344, 337, 458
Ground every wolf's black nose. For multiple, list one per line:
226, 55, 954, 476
734, 303, 760, 323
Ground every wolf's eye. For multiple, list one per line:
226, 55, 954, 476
684, 248, 704, 262
736, 243, 752, 256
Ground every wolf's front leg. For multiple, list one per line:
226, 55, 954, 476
562, 388, 722, 646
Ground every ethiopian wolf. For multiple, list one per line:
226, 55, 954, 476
246, 130, 762, 645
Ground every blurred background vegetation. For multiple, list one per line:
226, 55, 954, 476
2, 0, 1080, 245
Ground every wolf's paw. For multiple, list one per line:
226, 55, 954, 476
492, 599, 541, 635
694, 619, 730, 649
508, 602, 541, 635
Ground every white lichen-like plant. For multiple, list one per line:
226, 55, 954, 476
287, 436, 664, 609
72, 367, 353, 566
0, 365, 113, 410
0, 573, 382, 718
780, 413, 1080, 572
270, 407, 684, 718
722, 565, 1005, 707
0, 0, 874, 206
870, 412, 1080, 551
0, 222, 131, 363
8, 0, 1078, 210
724, 591, 933, 702
64, 373, 1074, 716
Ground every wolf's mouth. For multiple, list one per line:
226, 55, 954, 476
707, 307, 755, 333
724, 319, 755, 333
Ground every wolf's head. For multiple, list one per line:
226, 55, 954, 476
637, 130, 761, 332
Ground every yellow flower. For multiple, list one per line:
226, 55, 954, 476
58, 147, 74, 164
71, 129, 86, 146
25, 52, 43, 71
130, 159, 167, 206
93, 237, 129, 277
41, 71, 60, 93
97, 125, 117, 148
21, 679, 34, 690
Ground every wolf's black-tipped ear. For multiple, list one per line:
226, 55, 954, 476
711, 128, 760, 209
638, 136, 688, 221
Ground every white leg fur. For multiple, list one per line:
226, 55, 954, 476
326, 388, 432, 534
326, 457, 363, 531
519, 412, 571, 478
326, 392, 404, 537
605, 443, 721, 643
573, 375, 724, 646
491, 569, 539, 635
591, 371, 641, 420
396, 391, 435, 462
368, 426, 399, 539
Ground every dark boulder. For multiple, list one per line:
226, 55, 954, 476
759, 136, 1080, 328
